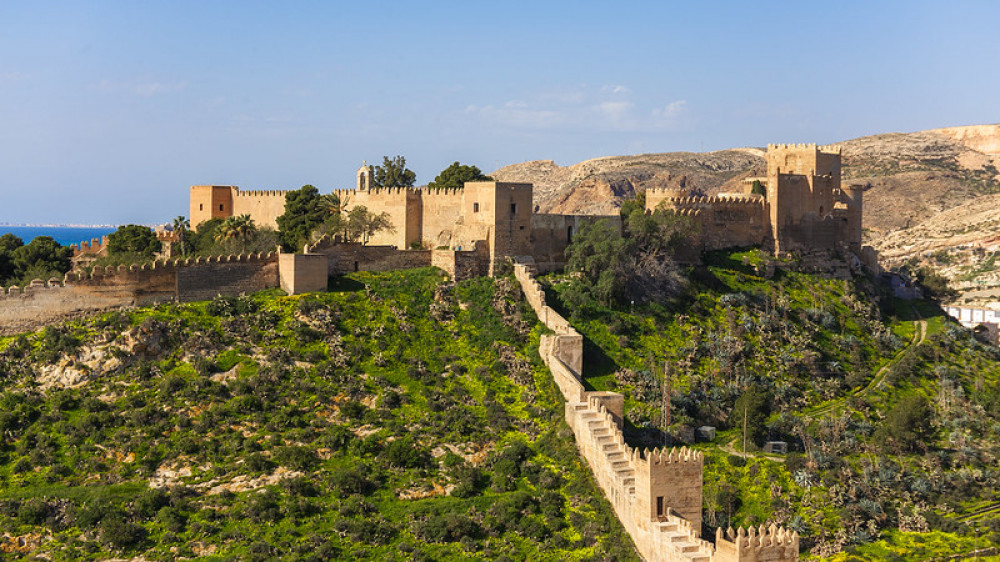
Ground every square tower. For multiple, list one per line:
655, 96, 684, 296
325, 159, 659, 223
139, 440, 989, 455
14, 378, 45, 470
766, 144, 842, 253
462, 182, 533, 274
190, 185, 235, 230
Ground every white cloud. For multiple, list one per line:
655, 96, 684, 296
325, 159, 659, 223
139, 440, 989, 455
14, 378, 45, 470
94, 79, 187, 97
654, 100, 687, 119
465, 86, 687, 133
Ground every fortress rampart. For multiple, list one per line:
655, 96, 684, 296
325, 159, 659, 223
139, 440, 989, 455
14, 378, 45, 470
70, 236, 110, 257
513, 262, 798, 562
0, 253, 279, 335
648, 144, 863, 257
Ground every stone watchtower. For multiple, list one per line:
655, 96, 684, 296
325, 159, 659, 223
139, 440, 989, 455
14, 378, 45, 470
765, 144, 844, 253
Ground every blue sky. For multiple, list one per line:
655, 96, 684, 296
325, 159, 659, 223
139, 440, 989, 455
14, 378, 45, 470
2, 1, 998, 224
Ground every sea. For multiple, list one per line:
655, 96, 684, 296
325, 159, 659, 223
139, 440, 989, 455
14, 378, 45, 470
0, 226, 119, 247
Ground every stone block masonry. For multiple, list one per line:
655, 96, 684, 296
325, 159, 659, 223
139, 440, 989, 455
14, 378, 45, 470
0, 253, 279, 336
513, 262, 798, 562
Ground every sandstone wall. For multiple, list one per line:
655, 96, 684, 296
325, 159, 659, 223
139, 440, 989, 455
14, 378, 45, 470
316, 243, 433, 276
279, 254, 329, 295
430, 245, 488, 281
190, 185, 235, 228
338, 187, 421, 248
1, 254, 280, 335
232, 189, 288, 230
530, 214, 621, 273
420, 188, 466, 248
512, 261, 798, 562
650, 194, 769, 252
176, 254, 279, 302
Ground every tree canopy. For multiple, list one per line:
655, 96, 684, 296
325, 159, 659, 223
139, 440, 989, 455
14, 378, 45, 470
0, 235, 73, 286
346, 206, 394, 245
107, 225, 160, 257
0, 233, 24, 281
172, 216, 190, 256
563, 197, 692, 310
372, 155, 416, 188
276, 185, 327, 252
428, 162, 492, 190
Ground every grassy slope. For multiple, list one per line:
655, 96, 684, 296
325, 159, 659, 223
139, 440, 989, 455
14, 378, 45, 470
0, 268, 637, 561
547, 249, 1000, 560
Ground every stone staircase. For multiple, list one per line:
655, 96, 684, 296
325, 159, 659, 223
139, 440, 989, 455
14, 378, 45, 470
574, 403, 637, 496
653, 519, 714, 562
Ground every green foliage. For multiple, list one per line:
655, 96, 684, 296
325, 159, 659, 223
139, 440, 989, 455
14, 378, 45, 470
346, 205, 394, 245
552, 247, 1000, 556
877, 393, 935, 452
427, 162, 492, 190
729, 385, 772, 447
750, 179, 766, 196
372, 155, 416, 188
0, 268, 635, 560
915, 266, 958, 301
276, 184, 326, 252
3, 235, 73, 286
0, 232, 24, 281
563, 201, 690, 309
107, 224, 160, 257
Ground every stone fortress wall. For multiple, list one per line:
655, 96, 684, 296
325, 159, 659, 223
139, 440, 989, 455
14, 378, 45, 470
4, 144, 867, 559
513, 261, 798, 562
0, 254, 279, 336
191, 164, 616, 276
647, 144, 866, 258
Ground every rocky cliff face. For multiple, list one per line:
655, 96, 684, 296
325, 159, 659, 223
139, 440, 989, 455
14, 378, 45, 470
491, 149, 764, 215
928, 124, 1000, 156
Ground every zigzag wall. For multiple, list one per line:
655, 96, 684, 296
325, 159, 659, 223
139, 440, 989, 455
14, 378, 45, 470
513, 262, 798, 562
0, 253, 279, 335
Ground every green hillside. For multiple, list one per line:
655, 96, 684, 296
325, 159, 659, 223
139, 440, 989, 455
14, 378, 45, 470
0, 268, 636, 560
546, 249, 1000, 560
4, 253, 1000, 560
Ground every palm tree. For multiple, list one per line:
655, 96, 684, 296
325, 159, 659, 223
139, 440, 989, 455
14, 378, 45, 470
216, 215, 257, 250
319, 192, 349, 215
172, 216, 190, 256
317, 192, 351, 242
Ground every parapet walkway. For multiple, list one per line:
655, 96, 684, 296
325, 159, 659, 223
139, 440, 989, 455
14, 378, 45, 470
512, 259, 798, 562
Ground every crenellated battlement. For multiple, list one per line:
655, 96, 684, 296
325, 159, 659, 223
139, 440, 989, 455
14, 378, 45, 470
637, 446, 703, 466
421, 186, 464, 197
70, 236, 109, 256
715, 524, 800, 561
766, 143, 841, 154
662, 195, 766, 208
233, 188, 289, 198
510, 261, 798, 562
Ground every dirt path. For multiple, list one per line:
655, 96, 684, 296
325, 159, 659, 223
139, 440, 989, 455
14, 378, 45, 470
804, 311, 926, 421
718, 309, 928, 459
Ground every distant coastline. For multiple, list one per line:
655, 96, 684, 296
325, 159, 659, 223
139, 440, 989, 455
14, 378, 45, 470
0, 223, 117, 228
0, 225, 119, 247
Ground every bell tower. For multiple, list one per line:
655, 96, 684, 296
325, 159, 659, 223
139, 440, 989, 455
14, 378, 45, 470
357, 161, 373, 191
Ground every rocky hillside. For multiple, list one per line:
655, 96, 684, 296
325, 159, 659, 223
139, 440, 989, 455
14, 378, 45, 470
546, 248, 1000, 559
492, 150, 765, 216
0, 270, 636, 560
492, 124, 1000, 301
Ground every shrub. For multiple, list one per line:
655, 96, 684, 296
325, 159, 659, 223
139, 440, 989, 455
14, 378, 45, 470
99, 516, 147, 551
274, 446, 319, 471
17, 498, 51, 526
330, 464, 377, 495
132, 488, 170, 519
412, 512, 481, 543
380, 438, 431, 470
